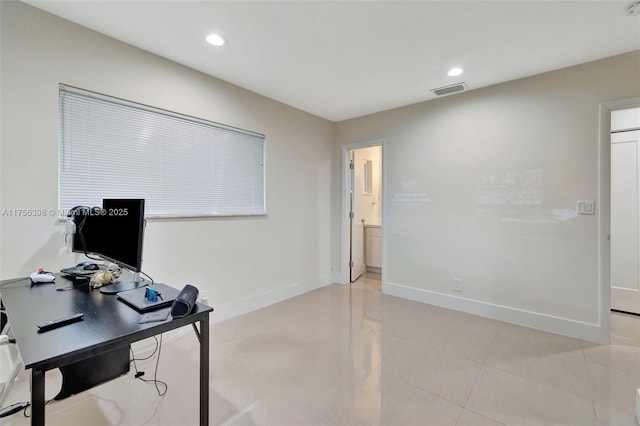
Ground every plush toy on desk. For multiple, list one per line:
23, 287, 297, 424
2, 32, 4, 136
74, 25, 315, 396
89, 267, 122, 289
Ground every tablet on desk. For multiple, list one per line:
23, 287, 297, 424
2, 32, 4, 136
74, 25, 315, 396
116, 283, 180, 312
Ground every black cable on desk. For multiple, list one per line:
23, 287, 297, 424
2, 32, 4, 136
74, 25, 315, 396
55, 279, 90, 292
140, 271, 155, 285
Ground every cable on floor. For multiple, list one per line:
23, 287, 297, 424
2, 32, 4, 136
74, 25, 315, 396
130, 335, 167, 397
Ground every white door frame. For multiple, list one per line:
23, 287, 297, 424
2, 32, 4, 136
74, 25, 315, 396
598, 96, 640, 343
340, 139, 386, 284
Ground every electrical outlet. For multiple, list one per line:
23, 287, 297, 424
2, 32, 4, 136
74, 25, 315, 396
199, 290, 209, 305
453, 278, 462, 292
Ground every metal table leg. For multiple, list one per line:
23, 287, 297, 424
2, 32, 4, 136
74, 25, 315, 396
199, 314, 209, 426
31, 368, 45, 426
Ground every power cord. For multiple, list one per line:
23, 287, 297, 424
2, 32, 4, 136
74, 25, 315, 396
130, 336, 160, 362
75, 209, 103, 262
0, 401, 28, 418
17, 398, 53, 418
140, 271, 155, 285
54, 279, 90, 292
129, 335, 167, 397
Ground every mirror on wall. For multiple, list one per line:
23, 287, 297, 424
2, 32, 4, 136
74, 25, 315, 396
363, 159, 373, 195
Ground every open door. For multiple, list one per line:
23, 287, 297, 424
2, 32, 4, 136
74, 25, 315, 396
611, 106, 640, 314
349, 150, 366, 282
611, 129, 640, 314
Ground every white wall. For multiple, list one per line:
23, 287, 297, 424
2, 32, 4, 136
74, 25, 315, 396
0, 2, 334, 314
334, 50, 640, 342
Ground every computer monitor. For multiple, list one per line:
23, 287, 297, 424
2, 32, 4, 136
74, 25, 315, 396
71, 199, 147, 293
71, 206, 104, 257
98, 199, 145, 273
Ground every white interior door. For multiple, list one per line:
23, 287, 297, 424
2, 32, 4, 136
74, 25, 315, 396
611, 129, 640, 314
350, 150, 365, 282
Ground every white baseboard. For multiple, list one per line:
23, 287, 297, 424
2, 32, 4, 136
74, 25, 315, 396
636, 389, 640, 425
383, 281, 606, 344
212, 274, 332, 323
331, 271, 346, 284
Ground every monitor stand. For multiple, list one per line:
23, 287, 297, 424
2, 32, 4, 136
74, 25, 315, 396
99, 272, 148, 295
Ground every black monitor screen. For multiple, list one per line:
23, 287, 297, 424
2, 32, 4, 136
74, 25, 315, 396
71, 207, 104, 256
99, 199, 145, 272
72, 199, 145, 272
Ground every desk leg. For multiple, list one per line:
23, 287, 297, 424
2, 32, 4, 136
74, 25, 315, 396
31, 368, 45, 426
199, 314, 209, 426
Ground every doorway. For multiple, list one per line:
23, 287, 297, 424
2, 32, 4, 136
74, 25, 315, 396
341, 140, 384, 284
610, 106, 640, 315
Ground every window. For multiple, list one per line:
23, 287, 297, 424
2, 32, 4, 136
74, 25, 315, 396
59, 84, 265, 217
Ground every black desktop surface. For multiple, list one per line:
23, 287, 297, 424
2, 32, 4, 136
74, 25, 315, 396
0, 273, 211, 370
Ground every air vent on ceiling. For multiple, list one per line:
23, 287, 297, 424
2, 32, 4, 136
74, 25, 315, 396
431, 82, 467, 96
627, 0, 640, 15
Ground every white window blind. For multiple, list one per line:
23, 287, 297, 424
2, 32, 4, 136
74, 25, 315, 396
59, 84, 266, 217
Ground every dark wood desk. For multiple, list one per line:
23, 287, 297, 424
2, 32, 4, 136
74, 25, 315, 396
0, 276, 212, 426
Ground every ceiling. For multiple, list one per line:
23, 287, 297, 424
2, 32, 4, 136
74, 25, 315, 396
25, 1, 640, 122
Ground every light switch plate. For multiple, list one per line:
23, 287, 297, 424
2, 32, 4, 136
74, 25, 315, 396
576, 200, 596, 215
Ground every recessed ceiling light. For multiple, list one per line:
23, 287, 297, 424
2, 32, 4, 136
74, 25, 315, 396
206, 34, 227, 46
448, 68, 464, 77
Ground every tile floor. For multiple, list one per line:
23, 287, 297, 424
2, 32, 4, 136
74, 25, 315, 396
1, 272, 640, 425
